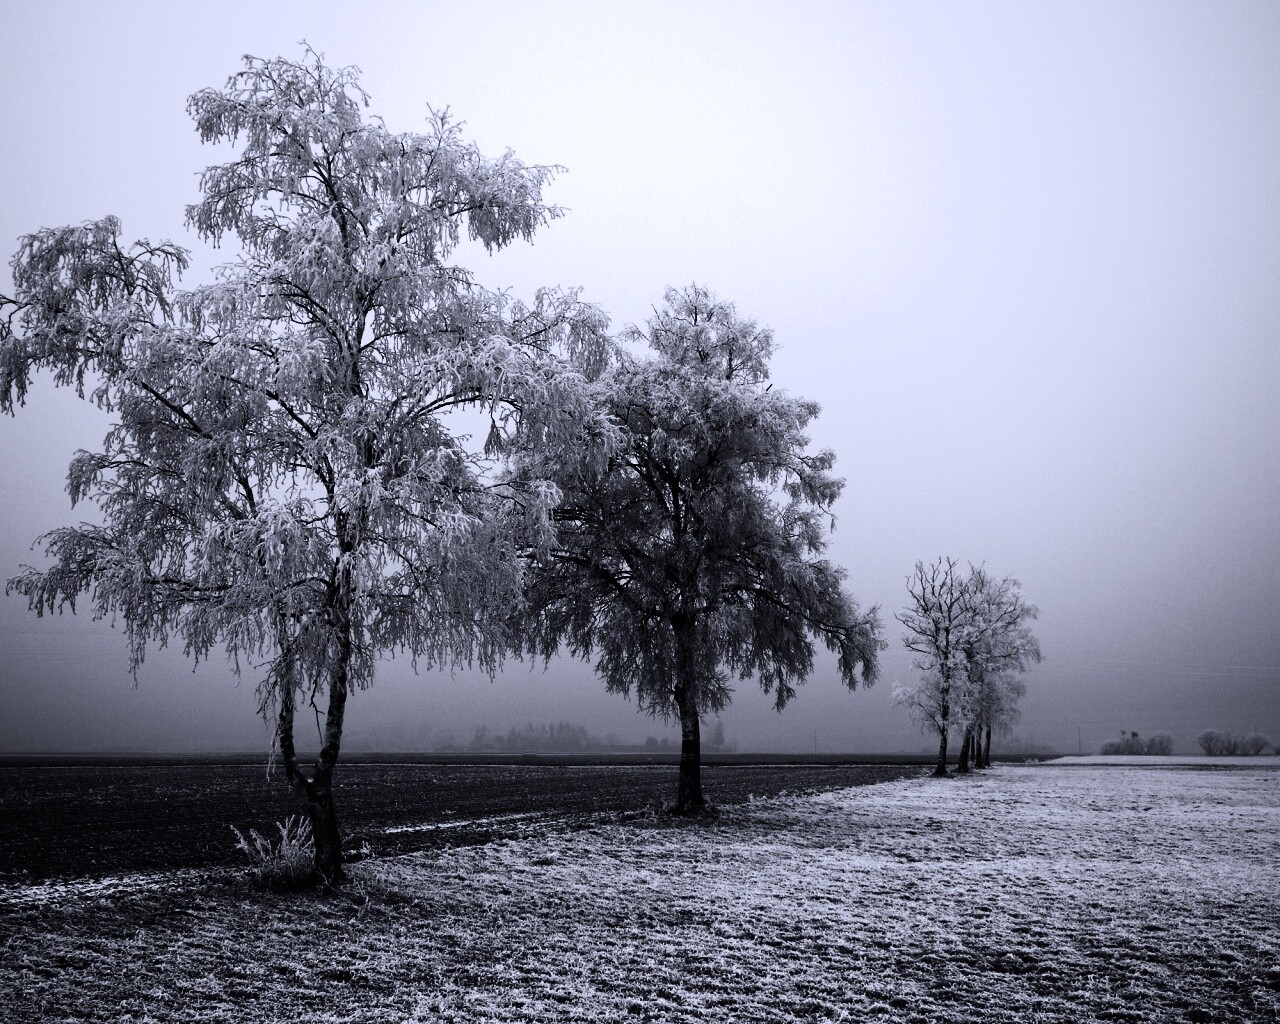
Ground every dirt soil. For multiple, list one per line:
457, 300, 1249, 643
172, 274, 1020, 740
0, 761, 922, 880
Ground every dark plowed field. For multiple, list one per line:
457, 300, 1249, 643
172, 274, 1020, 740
0, 761, 925, 882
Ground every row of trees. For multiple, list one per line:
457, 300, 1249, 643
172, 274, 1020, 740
465, 720, 730, 754
892, 557, 1041, 776
1197, 731, 1273, 756
1098, 730, 1275, 756
0, 50, 882, 879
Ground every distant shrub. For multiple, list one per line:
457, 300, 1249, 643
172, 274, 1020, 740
1197, 730, 1273, 756
1099, 732, 1146, 755
1240, 733, 1271, 756
1143, 732, 1174, 755
1097, 731, 1174, 756
231, 816, 316, 890
1198, 730, 1228, 755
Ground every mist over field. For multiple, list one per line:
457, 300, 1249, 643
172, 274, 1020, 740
1, 1, 1278, 757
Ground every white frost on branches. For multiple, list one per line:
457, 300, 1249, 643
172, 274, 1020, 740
894, 558, 1040, 771
0, 47, 613, 874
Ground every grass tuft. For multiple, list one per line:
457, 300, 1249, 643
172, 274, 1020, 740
230, 816, 316, 891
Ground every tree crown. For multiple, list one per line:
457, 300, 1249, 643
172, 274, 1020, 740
525, 286, 882, 717
1, 48, 611, 712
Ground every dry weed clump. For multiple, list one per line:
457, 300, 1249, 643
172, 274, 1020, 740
230, 816, 315, 890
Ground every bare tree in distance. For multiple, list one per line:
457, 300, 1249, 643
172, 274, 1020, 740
520, 286, 884, 814
894, 557, 970, 777
967, 670, 1028, 768
956, 567, 1040, 771
0, 48, 610, 880
894, 559, 1039, 775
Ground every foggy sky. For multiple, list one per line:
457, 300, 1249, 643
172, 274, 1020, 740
2, 1, 1277, 756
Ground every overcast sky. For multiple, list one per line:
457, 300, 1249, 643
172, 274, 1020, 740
1, 0, 1277, 755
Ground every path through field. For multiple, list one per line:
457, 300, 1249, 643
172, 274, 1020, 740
3, 765, 1277, 1023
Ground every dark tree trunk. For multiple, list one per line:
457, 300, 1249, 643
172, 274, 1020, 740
672, 616, 706, 815
675, 688, 704, 815
957, 725, 973, 774
934, 725, 950, 777
982, 725, 993, 768
304, 776, 342, 880
277, 665, 350, 883
933, 692, 950, 777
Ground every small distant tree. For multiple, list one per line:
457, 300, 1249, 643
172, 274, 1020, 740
1240, 733, 1272, 756
895, 559, 1039, 775
895, 558, 970, 777
956, 567, 1039, 771
1144, 731, 1174, 755
523, 286, 883, 813
0, 50, 609, 880
1198, 730, 1227, 755
1100, 732, 1147, 755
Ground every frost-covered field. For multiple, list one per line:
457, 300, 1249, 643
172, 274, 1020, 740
1049, 755, 1280, 767
4, 765, 1277, 1023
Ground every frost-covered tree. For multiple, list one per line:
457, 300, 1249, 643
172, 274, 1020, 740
956, 568, 1039, 771
894, 559, 1038, 775
966, 670, 1027, 768
520, 286, 883, 814
1144, 731, 1174, 755
0, 49, 608, 879
894, 557, 971, 776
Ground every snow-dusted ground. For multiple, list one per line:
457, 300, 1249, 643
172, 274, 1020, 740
4, 765, 1277, 1023
1048, 755, 1280, 767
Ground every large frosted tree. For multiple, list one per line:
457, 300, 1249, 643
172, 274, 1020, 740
521, 286, 883, 814
0, 49, 608, 879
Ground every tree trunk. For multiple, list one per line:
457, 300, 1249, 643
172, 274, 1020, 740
276, 662, 349, 883
310, 646, 350, 881
675, 689, 704, 815
933, 690, 950, 777
957, 725, 973, 774
305, 775, 343, 881
982, 725, 992, 768
672, 616, 706, 815
934, 724, 950, 777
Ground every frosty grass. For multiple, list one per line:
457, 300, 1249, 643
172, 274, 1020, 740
4, 764, 1277, 1023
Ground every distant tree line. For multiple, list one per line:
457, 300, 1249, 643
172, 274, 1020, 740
464, 720, 730, 754
1096, 730, 1276, 756
1196, 730, 1273, 756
